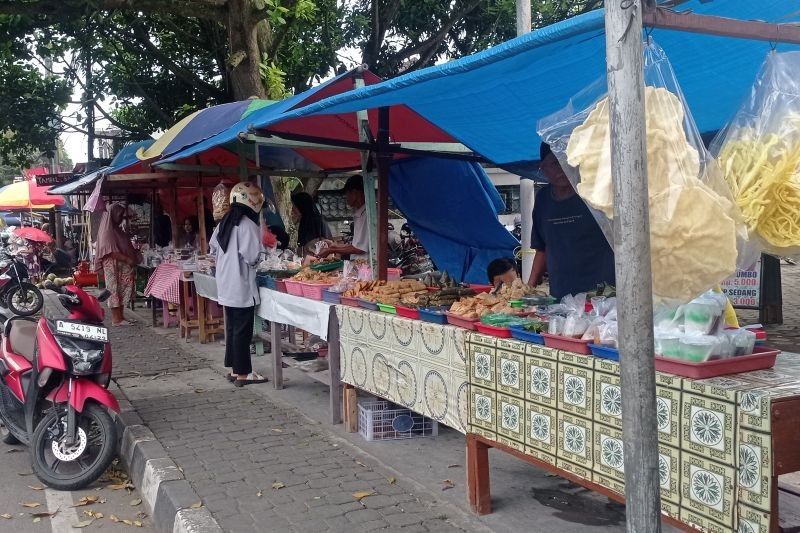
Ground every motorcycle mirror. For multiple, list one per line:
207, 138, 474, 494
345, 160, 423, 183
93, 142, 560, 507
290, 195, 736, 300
97, 289, 112, 303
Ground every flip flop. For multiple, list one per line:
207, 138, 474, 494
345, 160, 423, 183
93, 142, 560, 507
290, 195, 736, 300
226, 374, 237, 382
114, 320, 135, 327
234, 373, 269, 387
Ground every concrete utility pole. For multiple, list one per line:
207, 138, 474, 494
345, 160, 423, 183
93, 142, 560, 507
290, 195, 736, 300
516, 0, 535, 281
516, 0, 531, 35
604, 0, 661, 531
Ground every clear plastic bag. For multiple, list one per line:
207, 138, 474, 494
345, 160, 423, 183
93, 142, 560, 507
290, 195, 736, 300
538, 40, 748, 304
212, 182, 230, 221
711, 51, 800, 257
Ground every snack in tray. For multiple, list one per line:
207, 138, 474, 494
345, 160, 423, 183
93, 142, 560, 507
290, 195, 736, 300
291, 267, 339, 284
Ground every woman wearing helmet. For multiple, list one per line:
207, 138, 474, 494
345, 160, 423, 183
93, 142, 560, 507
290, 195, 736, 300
210, 181, 268, 386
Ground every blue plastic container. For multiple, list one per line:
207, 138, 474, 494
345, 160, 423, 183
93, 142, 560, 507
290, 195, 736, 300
358, 298, 379, 311
588, 344, 620, 361
322, 290, 341, 305
508, 325, 545, 345
419, 307, 448, 325
256, 273, 272, 289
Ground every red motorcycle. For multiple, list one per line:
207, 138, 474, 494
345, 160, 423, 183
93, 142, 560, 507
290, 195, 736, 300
0, 283, 119, 490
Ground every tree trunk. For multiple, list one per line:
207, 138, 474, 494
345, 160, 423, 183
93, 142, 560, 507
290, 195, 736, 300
227, 0, 266, 100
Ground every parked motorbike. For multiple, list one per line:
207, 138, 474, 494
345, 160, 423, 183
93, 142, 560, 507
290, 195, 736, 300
0, 282, 118, 490
0, 254, 44, 316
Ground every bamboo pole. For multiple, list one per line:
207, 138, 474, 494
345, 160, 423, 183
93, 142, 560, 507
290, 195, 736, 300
604, 0, 661, 530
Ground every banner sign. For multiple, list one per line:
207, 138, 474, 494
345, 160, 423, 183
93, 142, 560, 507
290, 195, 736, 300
35, 173, 72, 186
720, 260, 761, 309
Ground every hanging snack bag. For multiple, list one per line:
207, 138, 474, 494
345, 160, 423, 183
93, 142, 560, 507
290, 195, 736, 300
212, 182, 230, 221
538, 40, 748, 304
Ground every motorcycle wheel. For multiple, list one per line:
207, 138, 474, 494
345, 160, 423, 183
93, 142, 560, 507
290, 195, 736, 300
0, 421, 20, 445
30, 403, 117, 491
6, 283, 43, 316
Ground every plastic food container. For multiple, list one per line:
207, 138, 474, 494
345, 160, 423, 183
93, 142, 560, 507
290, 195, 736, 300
340, 296, 360, 308
445, 312, 479, 330
654, 332, 681, 359
684, 301, 718, 334
284, 280, 304, 297
508, 325, 545, 345
419, 307, 448, 324
274, 280, 287, 293
387, 268, 402, 281
311, 260, 344, 272
396, 305, 420, 320
678, 335, 717, 363
655, 346, 780, 379
541, 333, 592, 355
377, 303, 397, 314
475, 323, 512, 338
589, 344, 619, 361
322, 290, 341, 305
301, 282, 334, 301
358, 299, 379, 311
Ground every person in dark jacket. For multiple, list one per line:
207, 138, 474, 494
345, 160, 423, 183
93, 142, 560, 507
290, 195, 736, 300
291, 192, 330, 251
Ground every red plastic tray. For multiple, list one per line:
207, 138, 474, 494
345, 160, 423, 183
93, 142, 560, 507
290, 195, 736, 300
445, 312, 479, 330
340, 296, 360, 308
396, 305, 420, 320
475, 323, 512, 338
541, 333, 592, 355
274, 280, 287, 293
655, 346, 780, 379
469, 284, 493, 294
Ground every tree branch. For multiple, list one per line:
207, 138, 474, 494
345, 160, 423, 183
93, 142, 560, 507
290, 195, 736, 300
0, 0, 227, 21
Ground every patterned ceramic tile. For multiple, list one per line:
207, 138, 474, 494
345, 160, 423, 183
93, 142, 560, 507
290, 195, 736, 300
526, 343, 558, 360
594, 374, 622, 430
366, 311, 390, 343
470, 386, 497, 433
449, 326, 468, 369
681, 392, 736, 465
660, 499, 680, 522
497, 434, 525, 453
417, 361, 453, 424
737, 503, 771, 533
656, 385, 682, 448
556, 459, 592, 482
525, 445, 557, 467
496, 393, 525, 445
468, 332, 498, 348
682, 375, 751, 404
557, 363, 594, 419
524, 401, 557, 457
469, 344, 496, 390
656, 371, 684, 391
679, 508, 729, 533
558, 350, 595, 370
497, 338, 527, 354
497, 350, 526, 399
525, 355, 557, 408
737, 387, 772, 433
731, 368, 798, 387
737, 429, 771, 513
594, 357, 620, 376
368, 349, 394, 399
557, 413, 593, 468
591, 472, 624, 496
388, 315, 417, 353
393, 353, 420, 409
681, 452, 736, 528
659, 444, 681, 505
452, 372, 470, 434
417, 321, 450, 366
343, 306, 366, 337
347, 342, 370, 389
592, 423, 624, 482
470, 426, 497, 442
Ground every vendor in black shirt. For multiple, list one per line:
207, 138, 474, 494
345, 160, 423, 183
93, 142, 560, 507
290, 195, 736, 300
527, 142, 615, 298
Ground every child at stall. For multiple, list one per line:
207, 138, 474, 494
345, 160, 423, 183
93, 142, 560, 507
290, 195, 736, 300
487, 257, 519, 289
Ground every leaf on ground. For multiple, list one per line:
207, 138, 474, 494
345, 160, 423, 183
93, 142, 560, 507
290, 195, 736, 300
190, 502, 203, 509
121, 519, 133, 525
193, 389, 204, 393
30, 511, 57, 518
0, 513, 11, 519
256, 490, 263, 498
72, 518, 94, 528
352, 491, 374, 501
134, 520, 143, 527
387, 477, 396, 484
17, 472, 33, 476
271, 428, 283, 433
6, 448, 22, 453
32, 517, 41, 523
355, 460, 368, 468
27, 485, 44, 491
73, 496, 100, 507
110, 514, 120, 522
136, 512, 148, 520
447, 464, 461, 468
271, 482, 285, 490
129, 498, 142, 507
84, 510, 103, 519
109, 483, 134, 490
441, 479, 455, 491
20, 502, 41, 508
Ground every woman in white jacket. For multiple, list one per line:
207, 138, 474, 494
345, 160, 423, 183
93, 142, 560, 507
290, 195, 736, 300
210, 182, 267, 387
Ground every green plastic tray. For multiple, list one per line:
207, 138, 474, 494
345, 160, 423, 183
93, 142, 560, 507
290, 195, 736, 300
311, 260, 344, 272
377, 303, 397, 314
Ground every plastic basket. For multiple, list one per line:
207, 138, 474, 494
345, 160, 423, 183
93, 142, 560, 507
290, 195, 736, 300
542, 333, 592, 355
419, 307, 448, 324
302, 282, 333, 301
445, 312, 479, 330
508, 325, 545, 345
358, 299, 379, 311
340, 296, 360, 308
358, 399, 438, 441
387, 268, 402, 281
322, 290, 342, 305
589, 344, 619, 361
475, 323, 512, 338
377, 303, 397, 314
284, 280, 304, 297
654, 346, 779, 379
274, 280, 287, 293
256, 273, 272, 288
396, 305, 420, 320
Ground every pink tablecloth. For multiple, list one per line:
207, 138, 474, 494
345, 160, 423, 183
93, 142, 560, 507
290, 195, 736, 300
144, 263, 183, 305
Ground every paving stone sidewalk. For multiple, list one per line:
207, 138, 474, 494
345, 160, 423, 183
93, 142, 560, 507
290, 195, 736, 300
110, 321, 473, 533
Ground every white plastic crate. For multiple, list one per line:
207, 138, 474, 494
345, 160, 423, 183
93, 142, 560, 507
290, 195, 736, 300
358, 399, 439, 441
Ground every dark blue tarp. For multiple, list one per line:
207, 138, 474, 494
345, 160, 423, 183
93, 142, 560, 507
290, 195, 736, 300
389, 158, 517, 284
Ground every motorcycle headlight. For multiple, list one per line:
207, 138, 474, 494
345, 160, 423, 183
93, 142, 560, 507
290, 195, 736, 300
54, 336, 104, 375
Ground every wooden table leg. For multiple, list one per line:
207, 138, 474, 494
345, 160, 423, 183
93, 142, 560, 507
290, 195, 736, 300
343, 385, 358, 433
253, 316, 264, 357
467, 434, 492, 515
271, 320, 283, 390
327, 307, 342, 425
151, 296, 157, 327
197, 295, 207, 344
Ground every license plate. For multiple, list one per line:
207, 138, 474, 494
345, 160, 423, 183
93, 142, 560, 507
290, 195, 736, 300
56, 321, 108, 342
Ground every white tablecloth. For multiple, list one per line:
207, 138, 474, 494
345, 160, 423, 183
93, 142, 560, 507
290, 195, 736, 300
193, 272, 218, 301
257, 288, 334, 340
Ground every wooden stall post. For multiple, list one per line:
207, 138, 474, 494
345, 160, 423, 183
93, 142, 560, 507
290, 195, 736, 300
343, 385, 358, 433
605, 0, 662, 530
169, 185, 179, 247
466, 434, 491, 515
197, 186, 208, 253
271, 320, 283, 389
376, 107, 390, 281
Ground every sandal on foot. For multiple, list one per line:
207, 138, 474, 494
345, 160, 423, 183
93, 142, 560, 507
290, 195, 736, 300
226, 374, 237, 382
234, 373, 269, 387
113, 320, 135, 327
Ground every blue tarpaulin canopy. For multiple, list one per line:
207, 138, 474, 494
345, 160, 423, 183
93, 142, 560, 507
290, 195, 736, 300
270, 0, 800, 178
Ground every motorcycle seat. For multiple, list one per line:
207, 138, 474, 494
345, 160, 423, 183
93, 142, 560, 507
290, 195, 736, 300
6, 319, 37, 361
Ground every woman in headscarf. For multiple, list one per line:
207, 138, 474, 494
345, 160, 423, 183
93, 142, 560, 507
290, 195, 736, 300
177, 217, 199, 249
94, 203, 138, 326
210, 182, 268, 387
290, 192, 330, 252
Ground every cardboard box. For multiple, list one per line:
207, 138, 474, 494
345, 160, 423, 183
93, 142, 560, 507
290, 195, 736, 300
680, 452, 736, 528
557, 363, 594, 419
738, 503, 771, 533
558, 350, 595, 370
594, 373, 622, 430
469, 344, 497, 390
524, 401, 557, 457
470, 386, 497, 433
656, 386, 682, 448
525, 355, 557, 408
738, 429, 772, 512
681, 392, 736, 465
557, 413, 593, 468
593, 423, 624, 482
497, 349, 526, 399
497, 393, 526, 444
497, 338, 527, 354
526, 343, 558, 360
